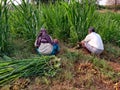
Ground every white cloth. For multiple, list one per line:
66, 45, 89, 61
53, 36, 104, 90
38, 43, 53, 55
83, 32, 104, 50
85, 43, 103, 55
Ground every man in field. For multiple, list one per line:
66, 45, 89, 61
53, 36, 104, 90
80, 27, 104, 56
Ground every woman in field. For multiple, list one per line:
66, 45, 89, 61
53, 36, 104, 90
34, 28, 60, 55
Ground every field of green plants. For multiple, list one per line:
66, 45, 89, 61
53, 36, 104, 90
1, 0, 120, 55
0, 0, 120, 89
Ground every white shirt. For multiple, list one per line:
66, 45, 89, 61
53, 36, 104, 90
84, 32, 104, 50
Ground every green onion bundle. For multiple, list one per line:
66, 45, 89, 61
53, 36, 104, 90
0, 56, 61, 85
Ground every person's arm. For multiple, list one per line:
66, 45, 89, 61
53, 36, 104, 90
80, 34, 91, 47
83, 34, 91, 42
34, 39, 37, 47
34, 39, 40, 48
35, 32, 42, 48
46, 35, 53, 44
34, 37, 41, 48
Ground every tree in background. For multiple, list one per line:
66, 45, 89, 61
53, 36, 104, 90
106, 0, 120, 11
33, 0, 56, 5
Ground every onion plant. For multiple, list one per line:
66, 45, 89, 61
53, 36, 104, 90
10, 0, 41, 41
62, 0, 96, 42
3, 0, 120, 57
40, 2, 70, 40
92, 12, 120, 46
41, 0, 96, 43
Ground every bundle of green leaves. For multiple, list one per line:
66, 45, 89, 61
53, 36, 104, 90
0, 56, 61, 85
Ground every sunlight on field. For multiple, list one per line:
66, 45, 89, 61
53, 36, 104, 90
98, 0, 107, 5
7, 0, 22, 5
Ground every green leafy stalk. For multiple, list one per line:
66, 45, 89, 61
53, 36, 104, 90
0, 56, 61, 85
0, 0, 10, 55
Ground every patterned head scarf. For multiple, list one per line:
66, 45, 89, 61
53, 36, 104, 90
36, 28, 52, 47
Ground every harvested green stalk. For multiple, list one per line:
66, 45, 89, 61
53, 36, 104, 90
0, 56, 61, 86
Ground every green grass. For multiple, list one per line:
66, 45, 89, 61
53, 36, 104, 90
92, 12, 120, 46
0, 0, 10, 55
1, 0, 120, 55
40, 0, 96, 43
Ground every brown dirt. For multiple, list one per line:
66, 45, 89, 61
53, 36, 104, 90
27, 62, 115, 90
98, 9, 120, 13
108, 61, 120, 72
77, 47, 120, 72
7, 62, 117, 90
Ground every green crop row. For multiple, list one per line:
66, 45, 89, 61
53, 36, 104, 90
0, 0, 120, 55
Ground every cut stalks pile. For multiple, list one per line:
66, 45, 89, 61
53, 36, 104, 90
0, 56, 61, 86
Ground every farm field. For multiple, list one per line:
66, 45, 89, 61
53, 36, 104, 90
0, 0, 120, 90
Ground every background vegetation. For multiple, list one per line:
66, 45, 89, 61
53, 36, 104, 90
0, 0, 120, 56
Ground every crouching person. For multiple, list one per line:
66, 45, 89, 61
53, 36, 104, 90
34, 28, 60, 55
80, 27, 104, 56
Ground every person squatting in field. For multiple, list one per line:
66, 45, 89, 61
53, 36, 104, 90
34, 28, 60, 55
80, 27, 104, 56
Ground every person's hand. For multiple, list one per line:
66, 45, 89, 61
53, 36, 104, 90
81, 41, 85, 47
35, 45, 39, 48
